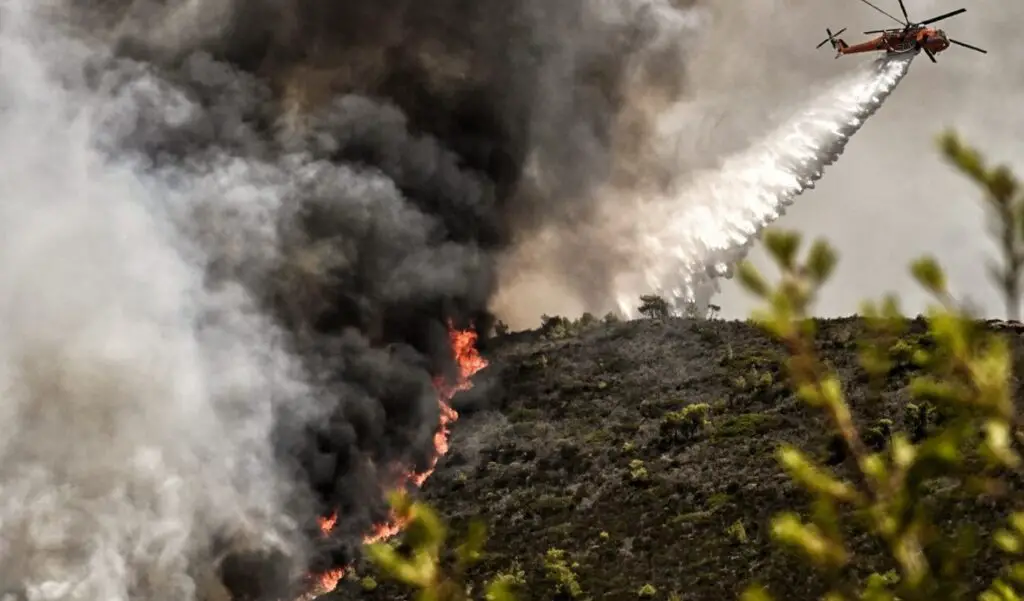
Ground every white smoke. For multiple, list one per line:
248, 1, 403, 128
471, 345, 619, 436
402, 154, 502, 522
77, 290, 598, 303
612, 51, 915, 316
0, 4, 314, 600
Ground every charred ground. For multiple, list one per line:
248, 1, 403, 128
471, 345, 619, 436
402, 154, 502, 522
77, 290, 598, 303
320, 315, 1024, 601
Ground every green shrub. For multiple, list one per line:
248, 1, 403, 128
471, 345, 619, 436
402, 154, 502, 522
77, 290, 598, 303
939, 130, 1024, 321
861, 418, 894, 451
360, 576, 378, 591
628, 458, 649, 482
489, 563, 526, 598
638, 294, 670, 319
539, 312, 604, 339
543, 548, 583, 599
661, 403, 711, 438
726, 520, 748, 544
715, 412, 779, 438
902, 402, 934, 443
540, 314, 571, 339
638, 583, 658, 598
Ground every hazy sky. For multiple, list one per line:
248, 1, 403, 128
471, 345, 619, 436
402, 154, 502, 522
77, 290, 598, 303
707, 0, 1023, 319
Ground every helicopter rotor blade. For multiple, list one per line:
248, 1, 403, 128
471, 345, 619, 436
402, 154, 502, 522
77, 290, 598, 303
924, 48, 937, 63
856, 0, 906, 25
949, 38, 988, 54
919, 8, 966, 25
897, 0, 910, 23
863, 29, 888, 34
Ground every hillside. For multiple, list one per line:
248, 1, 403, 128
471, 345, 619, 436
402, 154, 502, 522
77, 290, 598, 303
321, 316, 1024, 601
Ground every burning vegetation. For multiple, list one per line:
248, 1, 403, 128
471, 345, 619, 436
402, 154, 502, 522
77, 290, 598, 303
304, 324, 489, 598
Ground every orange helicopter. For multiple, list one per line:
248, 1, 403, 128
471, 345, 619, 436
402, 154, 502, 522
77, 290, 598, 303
816, 0, 987, 63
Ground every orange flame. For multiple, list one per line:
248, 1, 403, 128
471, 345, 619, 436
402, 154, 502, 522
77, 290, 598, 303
314, 568, 345, 596
304, 321, 488, 596
316, 513, 336, 534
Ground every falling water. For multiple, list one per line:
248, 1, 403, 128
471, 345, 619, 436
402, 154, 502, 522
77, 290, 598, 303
615, 51, 916, 316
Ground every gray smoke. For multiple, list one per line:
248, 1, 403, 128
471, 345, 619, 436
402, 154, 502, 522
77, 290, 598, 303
0, 0, 718, 599
0, 4, 312, 601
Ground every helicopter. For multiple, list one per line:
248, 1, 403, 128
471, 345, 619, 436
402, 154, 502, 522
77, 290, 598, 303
815, 0, 987, 63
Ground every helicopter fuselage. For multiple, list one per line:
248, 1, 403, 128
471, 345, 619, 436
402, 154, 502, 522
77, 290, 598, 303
840, 26, 950, 55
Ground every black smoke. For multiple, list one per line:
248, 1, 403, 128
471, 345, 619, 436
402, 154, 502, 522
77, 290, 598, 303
52, 0, 697, 596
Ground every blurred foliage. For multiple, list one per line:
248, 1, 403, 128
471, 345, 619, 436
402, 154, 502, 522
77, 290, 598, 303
364, 491, 517, 601
736, 223, 1023, 601
939, 130, 1024, 321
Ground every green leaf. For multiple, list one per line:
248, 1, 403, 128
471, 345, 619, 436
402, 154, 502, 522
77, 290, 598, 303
925, 310, 969, 358
988, 165, 1019, 203
739, 584, 774, 601
860, 453, 888, 487
981, 579, 1020, 601
1007, 563, 1024, 585
889, 433, 916, 469
880, 294, 904, 320
365, 542, 437, 588
938, 130, 987, 183
907, 376, 961, 405
795, 382, 827, 408
995, 529, 1022, 555
456, 518, 488, 568
983, 419, 1021, 469
751, 306, 792, 340
777, 444, 858, 502
860, 571, 898, 601
764, 229, 801, 270
737, 260, 771, 298
1010, 513, 1024, 534
485, 578, 518, 601
806, 239, 838, 284
910, 256, 947, 296
819, 375, 846, 410
770, 512, 848, 569
810, 497, 845, 549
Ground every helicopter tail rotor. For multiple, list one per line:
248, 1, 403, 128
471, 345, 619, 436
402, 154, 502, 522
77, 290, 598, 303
815, 27, 848, 50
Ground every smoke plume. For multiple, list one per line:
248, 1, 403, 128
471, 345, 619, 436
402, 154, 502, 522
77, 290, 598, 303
0, 6, 307, 601
0, 0, 715, 599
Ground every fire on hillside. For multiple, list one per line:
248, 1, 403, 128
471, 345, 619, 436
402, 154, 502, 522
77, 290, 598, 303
302, 322, 489, 598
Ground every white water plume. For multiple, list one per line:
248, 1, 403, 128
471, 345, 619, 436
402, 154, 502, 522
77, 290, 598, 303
614, 51, 915, 316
